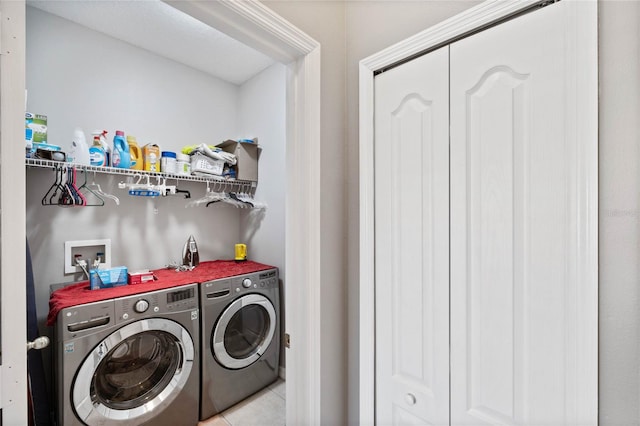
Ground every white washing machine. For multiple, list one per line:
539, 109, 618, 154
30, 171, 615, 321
54, 284, 200, 426
199, 269, 280, 420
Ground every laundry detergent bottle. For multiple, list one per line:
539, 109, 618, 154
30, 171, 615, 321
112, 130, 131, 169
127, 135, 142, 170
89, 135, 106, 166
69, 128, 90, 166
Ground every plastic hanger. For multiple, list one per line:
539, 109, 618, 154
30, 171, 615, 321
41, 166, 64, 206
64, 167, 86, 206
187, 181, 222, 207
87, 172, 120, 205
78, 169, 105, 206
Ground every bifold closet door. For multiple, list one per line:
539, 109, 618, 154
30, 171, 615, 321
374, 46, 450, 425
450, 1, 597, 425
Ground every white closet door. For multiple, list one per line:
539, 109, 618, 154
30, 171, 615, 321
374, 46, 449, 426
450, 2, 597, 425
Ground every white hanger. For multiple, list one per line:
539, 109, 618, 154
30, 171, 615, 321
87, 172, 120, 205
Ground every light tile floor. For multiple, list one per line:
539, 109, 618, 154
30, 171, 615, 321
199, 379, 285, 426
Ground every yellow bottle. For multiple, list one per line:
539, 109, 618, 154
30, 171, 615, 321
127, 135, 142, 170
235, 244, 247, 261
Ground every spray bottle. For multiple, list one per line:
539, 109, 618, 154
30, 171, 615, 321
92, 130, 110, 166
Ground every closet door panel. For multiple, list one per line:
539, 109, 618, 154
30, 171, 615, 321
374, 46, 449, 426
450, 2, 593, 425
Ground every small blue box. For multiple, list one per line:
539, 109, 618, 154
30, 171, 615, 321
90, 266, 128, 290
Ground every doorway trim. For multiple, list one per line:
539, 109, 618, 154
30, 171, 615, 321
359, 0, 598, 423
1, 1, 322, 423
0, 1, 28, 423
165, 2, 323, 424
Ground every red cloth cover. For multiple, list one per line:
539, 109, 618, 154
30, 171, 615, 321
47, 260, 274, 326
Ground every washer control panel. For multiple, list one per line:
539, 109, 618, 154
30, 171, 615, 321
115, 283, 198, 323
134, 299, 149, 313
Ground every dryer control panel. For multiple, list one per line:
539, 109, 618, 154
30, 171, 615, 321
201, 269, 279, 303
231, 270, 278, 294
258, 270, 278, 288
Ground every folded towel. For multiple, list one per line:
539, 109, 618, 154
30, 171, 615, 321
182, 143, 237, 165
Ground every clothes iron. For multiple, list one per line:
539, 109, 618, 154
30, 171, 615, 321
182, 235, 200, 268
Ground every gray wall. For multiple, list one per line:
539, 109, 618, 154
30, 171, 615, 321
262, 2, 348, 422
599, 1, 640, 423
265, 0, 640, 424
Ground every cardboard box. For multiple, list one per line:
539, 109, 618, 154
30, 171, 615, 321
218, 138, 260, 181
143, 144, 160, 172
90, 266, 128, 290
128, 270, 155, 284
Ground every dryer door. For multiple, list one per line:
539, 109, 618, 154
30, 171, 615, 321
213, 294, 277, 369
72, 318, 194, 425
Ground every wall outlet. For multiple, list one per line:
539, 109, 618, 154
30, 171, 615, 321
64, 239, 111, 275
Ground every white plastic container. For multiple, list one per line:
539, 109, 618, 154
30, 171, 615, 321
176, 153, 191, 176
68, 128, 90, 165
161, 151, 177, 174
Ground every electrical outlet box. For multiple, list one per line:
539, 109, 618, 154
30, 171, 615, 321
64, 239, 111, 274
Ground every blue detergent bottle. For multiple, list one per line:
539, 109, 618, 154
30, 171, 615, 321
112, 130, 131, 168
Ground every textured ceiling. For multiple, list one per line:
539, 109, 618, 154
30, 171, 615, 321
27, 0, 276, 85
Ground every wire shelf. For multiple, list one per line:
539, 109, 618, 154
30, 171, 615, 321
25, 158, 257, 191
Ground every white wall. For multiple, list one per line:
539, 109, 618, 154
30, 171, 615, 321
237, 62, 287, 370
26, 6, 243, 385
26, 6, 238, 153
238, 63, 287, 281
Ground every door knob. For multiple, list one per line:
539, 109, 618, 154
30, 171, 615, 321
27, 336, 50, 351
405, 393, 416, 405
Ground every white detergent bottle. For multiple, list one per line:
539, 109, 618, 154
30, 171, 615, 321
69, 128, 90, 165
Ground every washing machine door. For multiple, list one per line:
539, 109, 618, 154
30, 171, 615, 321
72, 318, 194, 425
213, 293, 276, 369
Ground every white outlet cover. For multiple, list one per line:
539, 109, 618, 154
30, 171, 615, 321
64, 239, 112, 274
